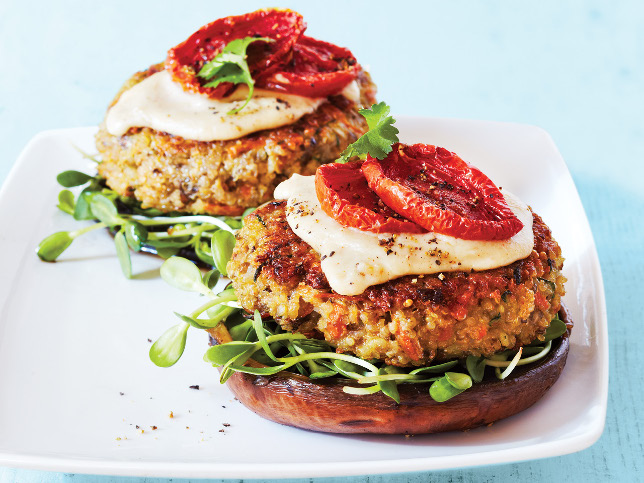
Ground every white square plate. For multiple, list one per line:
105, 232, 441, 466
0, 119, 607, 479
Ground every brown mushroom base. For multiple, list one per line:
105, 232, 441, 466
206, 307, 572, 434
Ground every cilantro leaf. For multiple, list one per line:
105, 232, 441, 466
197, 36, 273, 115
336, 102, 399, 163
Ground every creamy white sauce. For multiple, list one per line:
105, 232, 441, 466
105, 70, 325, 141
274, 174, 534, 296
340, 80, 361, 104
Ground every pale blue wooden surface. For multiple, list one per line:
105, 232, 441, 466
0, 0, 642, 481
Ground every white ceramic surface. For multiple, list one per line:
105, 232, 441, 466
0, 119, 607, 478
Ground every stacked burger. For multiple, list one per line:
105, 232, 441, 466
150, 101, 570, 434
96, 8, 376, 216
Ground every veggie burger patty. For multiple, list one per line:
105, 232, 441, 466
95, 64, 377, 216
228, 200, 566, 367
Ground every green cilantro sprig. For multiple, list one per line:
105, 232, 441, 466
336, 101, 400, 163
197, 36, 274, 115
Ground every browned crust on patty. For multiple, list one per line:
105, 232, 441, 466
228, 201, 566, 366
95, 65, 377, 215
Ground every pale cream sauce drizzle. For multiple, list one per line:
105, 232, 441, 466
106, 70, 326, 141
274, 174, 534, 296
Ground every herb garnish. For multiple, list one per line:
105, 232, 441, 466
336, 101, 400, 163
197, 36, 274, 115
36, 169, 245, 278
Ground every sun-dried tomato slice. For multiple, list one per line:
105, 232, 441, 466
257, 36, 359, 98
166, 10, 359, 100
361, 144, 523, 240
315, 162, 426, 234
166, 9, 305, 98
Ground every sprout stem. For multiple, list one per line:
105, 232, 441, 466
147, 225, 216, 240
357, 373, 424, 384
498, 347, 523, 380
69, 222, 107, 238
190, 292, 238, 318
343, 385, 381, 395
275, 351, 379, 375
131, 215, 235, 232
484, 341, 552, 368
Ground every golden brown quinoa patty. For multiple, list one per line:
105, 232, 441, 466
95, 65, 377, 216
227, 201, 566, 366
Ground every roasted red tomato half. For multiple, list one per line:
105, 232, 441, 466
361, 144, 523, 240
166, 8, 305, 98
315, 162, 426, 234
257, 36, 360, 98
166, 9, 359, 100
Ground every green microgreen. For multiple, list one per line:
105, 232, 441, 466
89, 194, 123, 226
194, 239, 215, 266
377, 366, 403, 403
336, 101, 400, 163
543, 316, 567, 341
39, 169, 251, 278
211, 229, 236, 276
445, 371, 474, 390
174, 312, 213, 330
192, 289, 237, 315
429, 372, 473, 402
124, 221, 148, 251
57, 190, 75, 215
206, 299, 234, 318
114, 229, 132, 278
37, 231, 74, 262
252, 310, 279, 362
484, 341, 553, 371
466, 355, 487, 383
56, 170, 93, 187
149, 284, 239, 368
202, 269, 220, 290
222, 216, 243, 230
149, 322, 190, 367
408, 360, 459, 375
204, 341, 257, 367
227, 319, 253, 342
73, 190, 95, 221
160, 256, 210, 295
197, 36, 274, 115
333, 359, 369, 379
36, 222, 106, 262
